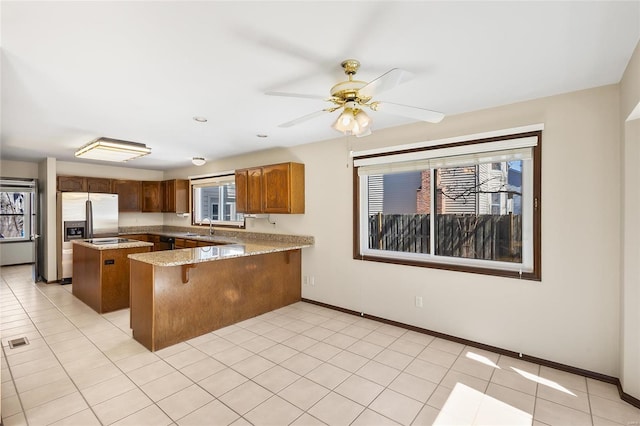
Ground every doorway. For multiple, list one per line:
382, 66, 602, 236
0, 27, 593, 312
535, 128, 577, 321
0, 178, 40, 281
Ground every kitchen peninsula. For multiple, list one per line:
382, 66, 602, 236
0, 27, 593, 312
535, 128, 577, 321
128, 234, 312, 351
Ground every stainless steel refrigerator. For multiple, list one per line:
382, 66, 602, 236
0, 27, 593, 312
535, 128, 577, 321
57, 192, 119, 283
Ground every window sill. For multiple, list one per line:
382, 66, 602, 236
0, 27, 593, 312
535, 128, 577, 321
354, 253, 541, 281
192, 223, 245, 229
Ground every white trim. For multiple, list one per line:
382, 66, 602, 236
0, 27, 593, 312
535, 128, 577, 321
352, 123, 544, 158
359, 247, 534, 273
191, 174, 236, 188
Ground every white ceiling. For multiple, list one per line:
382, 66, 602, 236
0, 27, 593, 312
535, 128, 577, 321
2, 1, 639, 170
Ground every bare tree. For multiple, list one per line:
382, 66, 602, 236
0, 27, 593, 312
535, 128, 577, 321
0, 192, 25, 238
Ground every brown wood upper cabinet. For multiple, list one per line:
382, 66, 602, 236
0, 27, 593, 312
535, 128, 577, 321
161, 179, 189, 213
142, 181, 162, 212
86, 177, 112, 193
235, 162, 304, 214
60, 175, 188, 213
58, 176, 113, 193
112, 180, 142, 212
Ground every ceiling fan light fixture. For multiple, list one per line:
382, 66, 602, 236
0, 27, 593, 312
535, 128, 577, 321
332, 108, 371, 136
270, 59, 445, 136
354, 109, 371, 130
191, 157, 206, 166
332, 109, 355, 133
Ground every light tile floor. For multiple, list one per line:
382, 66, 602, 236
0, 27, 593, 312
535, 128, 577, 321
1, 264, 639, 425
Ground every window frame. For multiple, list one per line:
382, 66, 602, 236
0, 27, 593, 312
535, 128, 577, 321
190, 173, 245, 228
352, 131, 542, 281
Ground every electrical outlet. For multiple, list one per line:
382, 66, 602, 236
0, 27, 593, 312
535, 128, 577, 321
415, 296, 423, 308
310, 276, 315, 286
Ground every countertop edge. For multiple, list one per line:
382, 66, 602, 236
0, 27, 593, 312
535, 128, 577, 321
128, 243, 310, 267
73, 240, 154, 250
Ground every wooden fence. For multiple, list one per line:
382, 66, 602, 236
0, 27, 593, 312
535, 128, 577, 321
368, 213, 522, 262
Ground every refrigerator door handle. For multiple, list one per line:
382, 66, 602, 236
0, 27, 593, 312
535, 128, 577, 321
86, 199, 93, 238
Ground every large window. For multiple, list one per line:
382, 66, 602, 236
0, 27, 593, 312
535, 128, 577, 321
191, 174, 244, 227
354, 131, 541, 280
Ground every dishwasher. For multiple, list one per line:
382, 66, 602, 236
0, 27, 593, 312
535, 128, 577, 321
156, 236, 175, 250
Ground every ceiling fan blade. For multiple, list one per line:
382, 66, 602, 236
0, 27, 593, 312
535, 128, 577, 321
359, 68, 414, 98
375, 101, 445, 123
266, 91, 326, 100
279, 110, 330, 128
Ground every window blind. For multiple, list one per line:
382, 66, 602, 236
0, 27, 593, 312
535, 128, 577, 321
190, 173, 235, 188
355, 136, 537, 176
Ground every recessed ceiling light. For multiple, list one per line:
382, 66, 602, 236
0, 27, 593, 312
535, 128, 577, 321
256, 134, 268, 138
193, 116, 208, 123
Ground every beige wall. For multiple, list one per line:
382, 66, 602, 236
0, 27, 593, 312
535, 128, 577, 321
621, 40, 640, 399
1, 160, 39, 178
56, 161, 164, 180
167, 84, 622, 377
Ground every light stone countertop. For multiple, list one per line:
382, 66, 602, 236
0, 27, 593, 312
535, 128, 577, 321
73, 238, 154, 251
119, 227, 314, 246
128, 241, 311, 267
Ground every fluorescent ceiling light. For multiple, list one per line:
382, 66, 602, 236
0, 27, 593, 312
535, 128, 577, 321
75, 138, 151, 162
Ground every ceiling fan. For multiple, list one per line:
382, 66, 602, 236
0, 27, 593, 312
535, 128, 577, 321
267, 59, 444, 137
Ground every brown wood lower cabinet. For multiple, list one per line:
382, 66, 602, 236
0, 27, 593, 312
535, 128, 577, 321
130, 249, 301, 351
73, 244, 152, 313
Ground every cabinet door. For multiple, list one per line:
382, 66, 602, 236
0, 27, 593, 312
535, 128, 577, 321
247, 167, 263, 213
174, 180, 189, 214
86, 177, 112, 193
262, 163, 291, 213
174, 238, 186, 249
112, 180, 141, 212
161, 180, 174, 212
125, 234, 149, 242
57, 176, 87, 192
147, 235, 162, 251
160, 180, 189, 213
142, 181, 162, 212
235, 170, 248, 213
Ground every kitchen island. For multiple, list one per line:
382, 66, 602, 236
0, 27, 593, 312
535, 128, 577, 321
128, 240, 311, 351
72, 238, 153, 313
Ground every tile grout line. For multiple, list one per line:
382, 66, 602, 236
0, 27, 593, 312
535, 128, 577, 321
3, 265, 638, 425
2, 277, 105, 425
0, 277, 30, 425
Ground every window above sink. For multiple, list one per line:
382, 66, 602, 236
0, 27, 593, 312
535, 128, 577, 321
190, 173, 244, 228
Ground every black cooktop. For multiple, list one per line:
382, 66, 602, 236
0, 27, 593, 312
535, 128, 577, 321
86, 238, 133, 245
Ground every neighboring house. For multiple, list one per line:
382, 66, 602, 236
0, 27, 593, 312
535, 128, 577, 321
417, 163, 522, 215
197, 184, 238, 221
368, 162, 522, 216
